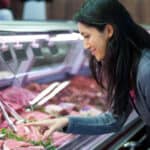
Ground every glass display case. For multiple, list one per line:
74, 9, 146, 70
0, 21, 86, 87
0, 21, 147, 150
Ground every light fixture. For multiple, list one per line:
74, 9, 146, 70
0, 34, 49, 43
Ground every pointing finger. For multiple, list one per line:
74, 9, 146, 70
25, 120, 52, 126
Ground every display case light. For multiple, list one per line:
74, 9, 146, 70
31, 41, 43, 58
0, 43, 13, 61
31, 41, 40, 48
14, 42, 23, 49
13, 43, 27, 61
47, 40, 55, 47
0, 43, 8, 51
50, 33, 83, 42
0, 34, 50, 43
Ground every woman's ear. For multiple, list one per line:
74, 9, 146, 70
105, 24, 114, 38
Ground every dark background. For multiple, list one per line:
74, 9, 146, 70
9, 0, 150, 24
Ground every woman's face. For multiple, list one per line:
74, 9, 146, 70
77, 22, 113, 61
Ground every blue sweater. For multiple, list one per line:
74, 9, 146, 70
65, 50, 150, 135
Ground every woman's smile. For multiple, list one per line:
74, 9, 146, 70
90, 48, 96, 55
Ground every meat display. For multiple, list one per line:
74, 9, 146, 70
3, 139, 35, 149
0, 86, 37, 110
26, 75, 107, 111
0, 75, 107, 149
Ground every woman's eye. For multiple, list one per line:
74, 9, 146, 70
84, 35, 89, 39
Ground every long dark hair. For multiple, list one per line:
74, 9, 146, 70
74, 0, 150, 115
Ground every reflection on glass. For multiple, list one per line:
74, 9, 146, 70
32, 41, 73, 69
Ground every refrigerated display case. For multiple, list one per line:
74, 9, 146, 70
0, 21, 148, 150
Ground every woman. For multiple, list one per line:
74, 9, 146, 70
26, 0, 150, 145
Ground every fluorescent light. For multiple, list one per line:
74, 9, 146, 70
0, 34, 49, 43
0, 33, 83, 44
50, 33, 83, 42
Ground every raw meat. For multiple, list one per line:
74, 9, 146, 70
0, 140, 4, 149
3, 139, 32, 149
0, 86, 37, 110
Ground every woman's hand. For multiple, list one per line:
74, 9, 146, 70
25, 117, 69, 140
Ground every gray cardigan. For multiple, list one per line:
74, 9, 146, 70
65, 50, 150, 135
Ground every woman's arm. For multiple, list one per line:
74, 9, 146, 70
26, 101, 132, 139
65, 104, 132, 135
